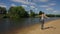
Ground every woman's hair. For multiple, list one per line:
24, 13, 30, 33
42, 12, 44, 14
39, 11, 45, 15
40, 12, 44, 15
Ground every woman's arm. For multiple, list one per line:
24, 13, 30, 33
44, 14, 49, 19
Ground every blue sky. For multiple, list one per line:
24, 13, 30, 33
0, 0, 60, 14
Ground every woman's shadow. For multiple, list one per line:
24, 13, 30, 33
42, 26, 56, 30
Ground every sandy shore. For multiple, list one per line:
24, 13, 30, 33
6, 19, 60, 34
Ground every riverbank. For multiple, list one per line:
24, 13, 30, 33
16, 19, 60, 34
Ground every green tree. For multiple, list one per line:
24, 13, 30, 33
30, 10, 35, 17
0, 7, 7, 14
8, 6, 29, 19
0, 7, 7, 18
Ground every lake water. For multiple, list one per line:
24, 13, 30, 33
0, 17, 60, 34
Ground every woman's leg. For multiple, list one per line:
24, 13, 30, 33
41, 20, 44, 29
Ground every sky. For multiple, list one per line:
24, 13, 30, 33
0, 0, 60, 14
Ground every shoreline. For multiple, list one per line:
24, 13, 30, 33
17, 19, 60, 34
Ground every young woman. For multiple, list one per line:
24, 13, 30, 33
39, 12, 49, 30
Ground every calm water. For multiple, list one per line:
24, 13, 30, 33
0, 17, 60, 34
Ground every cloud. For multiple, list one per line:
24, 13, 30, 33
46, 7, 54, 11
39, 0, 49, 2
0, 5, 6, 7
49, 3, 56, 6
30, 6, 35, 9
52, 10, 58, 14
11, 0, 36, 5
51, 1, 56, 2
11, 0, 28, 4
11, 0, 25, 2
11, 4, 16, 6
40, 5, 49, 8
0, 3, 7, 7
39, 3, 56, 8
21, 5, 28, 7
53, 11, 57, 12
35, 8, 38, 10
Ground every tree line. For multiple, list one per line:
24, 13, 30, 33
0, 6, 60, 19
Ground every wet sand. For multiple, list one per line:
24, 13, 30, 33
6, 19, 60, 34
